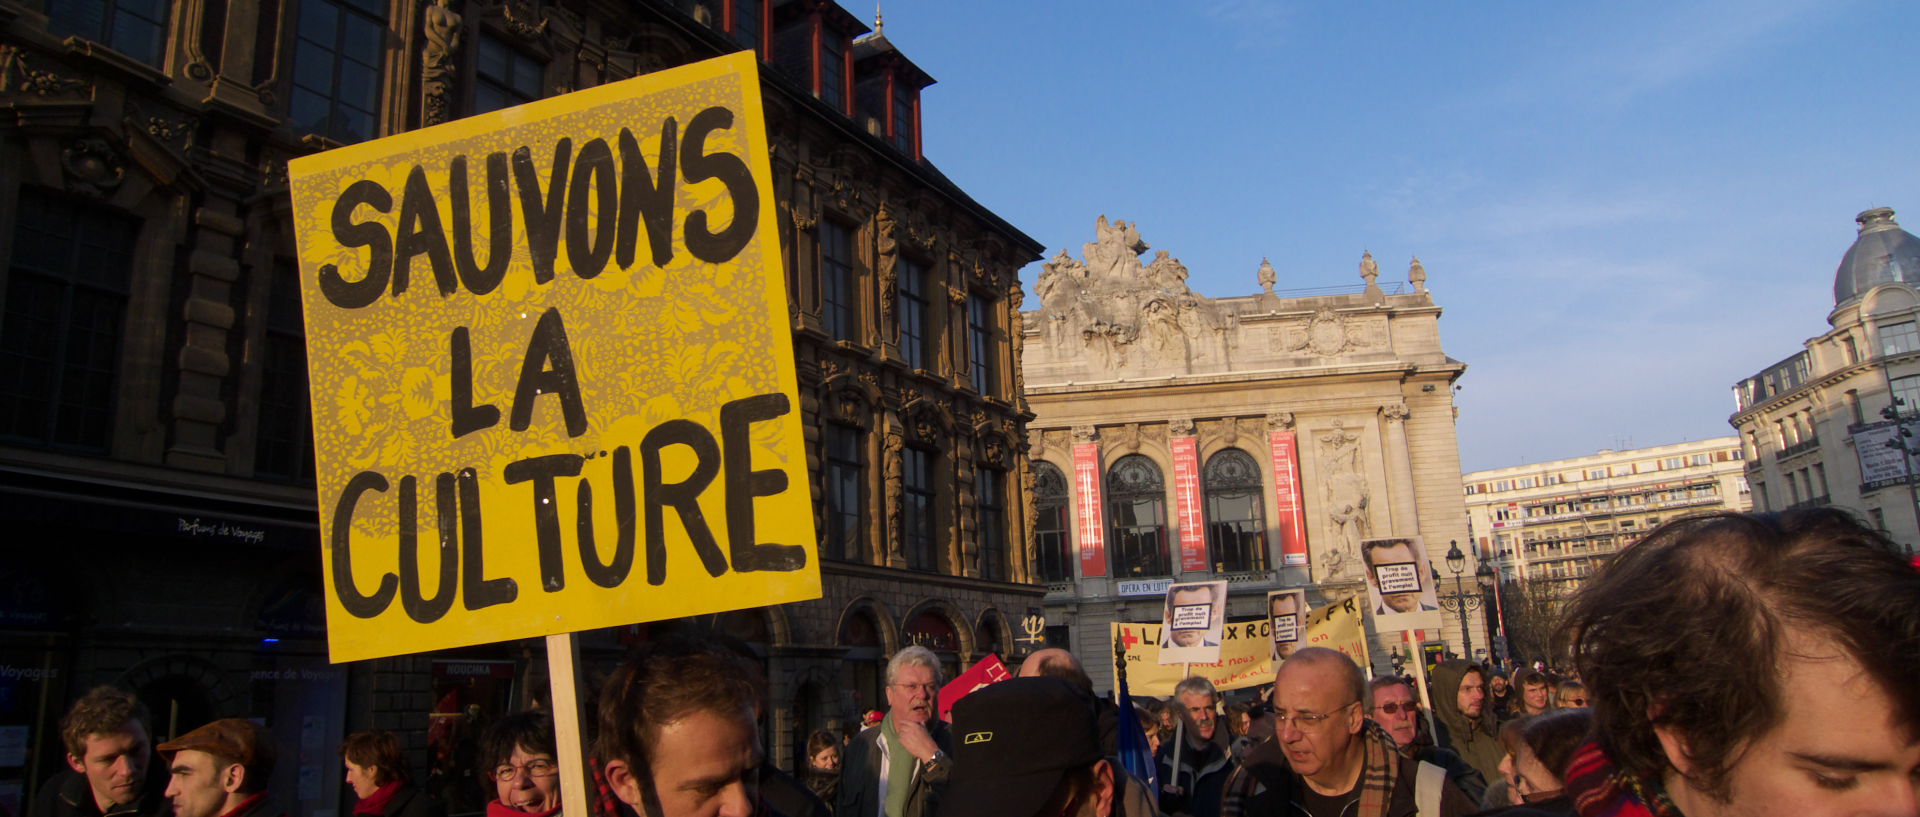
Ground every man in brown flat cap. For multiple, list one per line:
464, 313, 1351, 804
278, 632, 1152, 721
159, 719, 281, 817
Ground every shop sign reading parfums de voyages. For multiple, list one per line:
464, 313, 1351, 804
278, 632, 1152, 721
289, 53, 819, 662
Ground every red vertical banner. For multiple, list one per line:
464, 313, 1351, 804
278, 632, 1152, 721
1270, 430, 1308, 567
1073, 442, 1108, 578
1171, 436, 1210, 572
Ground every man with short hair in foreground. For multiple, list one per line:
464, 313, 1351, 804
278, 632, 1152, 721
1557, 509, 1920, 817
598, 638, 767, 817
160, 719, 281, 817
1222, 648, 1475, 817
31, 686, 167, 817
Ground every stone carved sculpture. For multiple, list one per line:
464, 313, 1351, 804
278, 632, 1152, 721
1169, 417, 1196, 437
876, 202, 898, 327
1033, 216, 1232, 373
1319, 420, 1371, 581
1408, 256, 1427, 293
1283, 308, 1377, 357
1266, 412, 1294, 431
1258, 258, 1277, 295
422, 0, 463, 125
883, 424, 905, 564
1359, 251, 1379, 286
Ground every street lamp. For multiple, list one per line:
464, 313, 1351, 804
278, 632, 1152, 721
1880, 396, 1920, 555
1434, 540, 1492, 662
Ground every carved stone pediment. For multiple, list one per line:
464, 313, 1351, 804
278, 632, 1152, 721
1279, 308, 1382, 358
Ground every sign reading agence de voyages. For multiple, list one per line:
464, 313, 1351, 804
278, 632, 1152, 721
289, 53, 819, 663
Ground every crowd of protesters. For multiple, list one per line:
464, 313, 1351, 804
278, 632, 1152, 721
22, 508, 1920, 817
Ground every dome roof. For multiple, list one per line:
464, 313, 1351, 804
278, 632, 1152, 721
1834, 207, 1920, 305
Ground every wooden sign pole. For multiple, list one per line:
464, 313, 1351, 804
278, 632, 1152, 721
547, 633, 592, 817
1405, 630, 1438, 739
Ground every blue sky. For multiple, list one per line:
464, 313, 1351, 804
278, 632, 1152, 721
869, 0, 1920, 472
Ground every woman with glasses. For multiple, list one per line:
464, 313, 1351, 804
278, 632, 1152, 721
479, 711, 561, 817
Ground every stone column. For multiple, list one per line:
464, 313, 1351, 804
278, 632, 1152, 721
1380, 403, 1419, 537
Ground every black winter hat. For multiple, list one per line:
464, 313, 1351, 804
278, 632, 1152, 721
937, 676, 1103, 817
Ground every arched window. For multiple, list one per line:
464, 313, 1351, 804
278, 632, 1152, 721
1033, 462, 1072, 583
1204, 448, 1269, 573
1107, 455, 1169, 577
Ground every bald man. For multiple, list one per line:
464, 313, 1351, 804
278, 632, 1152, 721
1016, 649, 1117, 756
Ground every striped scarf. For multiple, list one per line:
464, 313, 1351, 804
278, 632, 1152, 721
1565, 741, 1682, 817
1221, 720, 1403, 817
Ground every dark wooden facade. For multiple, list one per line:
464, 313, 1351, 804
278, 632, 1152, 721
0, 0, 1042, 813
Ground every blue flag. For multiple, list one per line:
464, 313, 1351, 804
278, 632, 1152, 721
1114, 667, 1159, 806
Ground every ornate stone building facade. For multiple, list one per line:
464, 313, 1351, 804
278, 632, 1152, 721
1731, 207, 1920, 553
1023, 218, 1480, 690
0, 1, 1039, 813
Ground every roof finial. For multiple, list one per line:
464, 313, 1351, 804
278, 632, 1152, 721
873, 1, 883, 33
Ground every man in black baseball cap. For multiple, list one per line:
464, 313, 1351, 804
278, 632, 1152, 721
939, 677, 1156, 817
939, 677, 1106, 817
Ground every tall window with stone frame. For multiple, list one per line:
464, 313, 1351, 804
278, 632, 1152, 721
1033, 461, 1072, 583
821, 422, 863, 561
256, 261, 315, 481
975, 467, 1006, 581
48, 0, 168, 68
967, 293, 995, 396
474, 32, 544, 114
896, 257, 930, 370
289, 0, 385, 144
903, 446, 937, 571
1203, 448, 1268, 573
819, 221, 856, 342
889, 80, 915, 154
0, 188, 138, 452
1106, 454, 1169, 577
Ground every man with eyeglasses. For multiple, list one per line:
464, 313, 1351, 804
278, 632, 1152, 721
480, 711, 560, 817
1366, 677, 1485, 803
1221, 648, 1475, 817
839, 646, 952, 817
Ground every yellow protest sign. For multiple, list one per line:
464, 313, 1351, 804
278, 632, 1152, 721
288, 52, 818, 662
1111, 619, 1273, 696
1304, 593, 1370, 671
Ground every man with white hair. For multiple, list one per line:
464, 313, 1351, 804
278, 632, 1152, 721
838, 646, 952, 817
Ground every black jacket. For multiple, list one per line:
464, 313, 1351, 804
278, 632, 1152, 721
835, 720, 951, 817
376, 786, 446, 817
29, 769, 169, 817
760, 762, 830, 817
1155, 725, 1235, 817
1223, 732, 1479, 817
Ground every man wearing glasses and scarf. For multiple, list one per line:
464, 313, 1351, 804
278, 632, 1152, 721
1221, 648, 1476, 817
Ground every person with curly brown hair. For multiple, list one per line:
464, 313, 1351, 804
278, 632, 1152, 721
1556, 509, 1920, 817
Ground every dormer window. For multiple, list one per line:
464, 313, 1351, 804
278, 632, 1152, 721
728, 0, 766, 57
819, 27, 847, 111
889, 78, 916, 154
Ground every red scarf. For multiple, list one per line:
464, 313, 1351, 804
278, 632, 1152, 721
353, 783, 403, 816
215, 793, 266, 817
486, 801, 561, 817
1565, 741, 1682, 817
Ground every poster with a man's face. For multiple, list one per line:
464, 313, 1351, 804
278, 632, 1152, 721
1360, 536, 1443, 632
1158, 580, 1228, 665
1266, 589, 1308, 663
